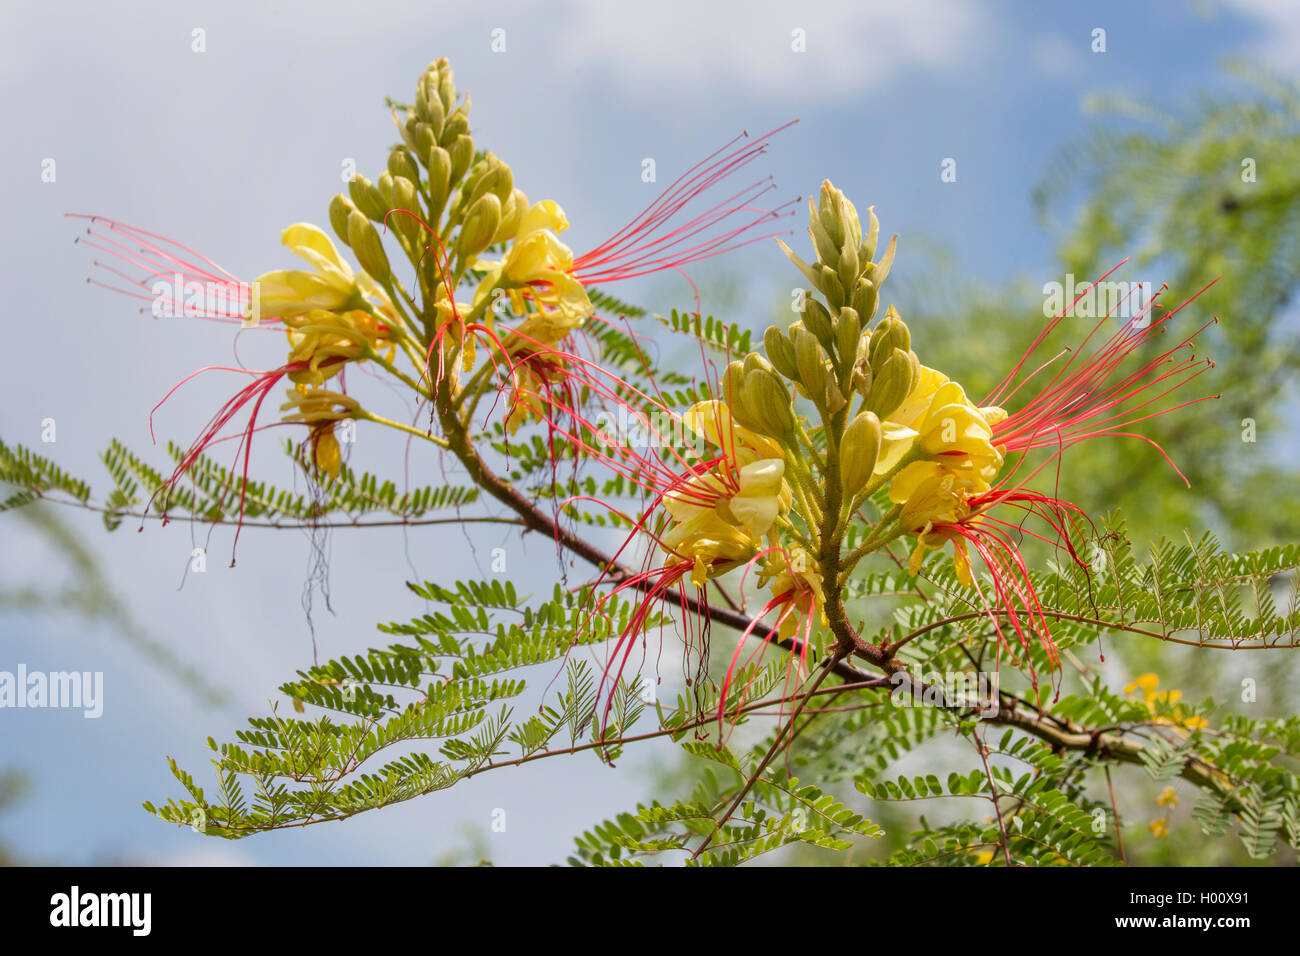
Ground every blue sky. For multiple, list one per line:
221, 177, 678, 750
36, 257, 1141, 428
1, 0, 1296, 865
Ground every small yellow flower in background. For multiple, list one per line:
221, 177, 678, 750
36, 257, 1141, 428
1149, 818, 1170, 839
973, 850, 995, 865
1124, 673, 1161, 702
1123, 673, 1207, 730
1157, 786, 1178, 807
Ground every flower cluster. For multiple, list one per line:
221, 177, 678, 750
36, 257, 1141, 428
77, 58, 795, 538
560, 177, 1213, 723
75, 59, 1216, 735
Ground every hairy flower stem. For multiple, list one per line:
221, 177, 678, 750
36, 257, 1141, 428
816, 405, 864, 660
840, 506, 903, 573
356, 409, 449, 448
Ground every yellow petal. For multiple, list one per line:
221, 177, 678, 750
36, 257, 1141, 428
517, 199, 569, 238
281, 223, 352, 280
313, 428, 341, 478
874, 422, 919, 476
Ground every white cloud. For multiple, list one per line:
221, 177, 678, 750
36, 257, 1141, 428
553, 0, 989, 99
1222, 0, 1300, 70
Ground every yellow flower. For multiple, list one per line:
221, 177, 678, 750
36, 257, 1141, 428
254, 224, 381, 320
882, 374, 1006, 494
312, 426, 341, 477
283, 308, 395, 388
1124, 674, 1207, 730
973, 850, 994, 865
1124, 673, 1161, 701
872, 364, 1008, 586
1157, 786, 1178, 807
250, 225, 399, 394
757, 547, 827, 640
896, 471, 977, 585
660, 509, 758, 588
682, 400, 785, 464
660, 459, 787, 586
1149, 818, 1169, 839
475, 199, 593, 346
514, 198, 569, 239
278, 388, 361, 478
658, 401, 792, 587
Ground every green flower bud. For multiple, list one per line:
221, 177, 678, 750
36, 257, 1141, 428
809, 196, 840, 267
328, 194, 358, 246
437, 69, 457, 114
869, 308, 911, 368
415, 124, 437, 165
862, 205, 880, 264
792, 326, 827, 398
448, 135, 475, 185
722, 361, 767, 434
851, 277, 879, 323
802, 297, 835, 350
391, 176, 422, 243
840, 410, 882, 500
349, 175, 388, 223
377, 171, 395, 208
468, 157, 513, 208
818, 181, 861, 257
440, 109, 470, 148
427, 146, 452, 221
820, 264, 846, 312
742, 352, 777, 377
744, 367, 795, 438
837, 234, 861, 294
817, 181, 846, 250
487, 162, 514, 203
388, 147, 419, 184
347, 210, 391, 283
835, 306, 861, 368
415, 71, 445, 133
763, 325, 800, 382
493, 188, 528, 244
866, 347, 916, 420
457, 192, 502, 261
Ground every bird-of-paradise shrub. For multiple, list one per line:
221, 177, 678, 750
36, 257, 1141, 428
5, 57, 1300, 866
